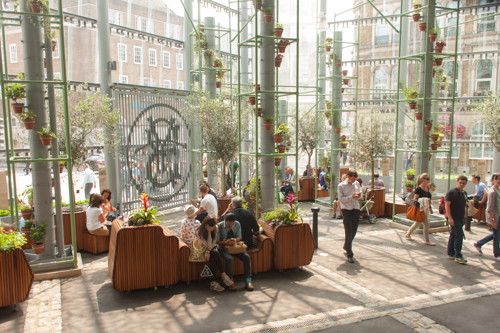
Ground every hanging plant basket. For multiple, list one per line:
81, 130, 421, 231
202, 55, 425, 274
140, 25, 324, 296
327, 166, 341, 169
440, 85, 446, 91
21, 209, 33, 220
335, 128, 341, 134
39, 135, 53, 146
11, 102, 25, 114
340, 142, 348, 149
274, 27, 284, 38
216, 81, 222, 88
342, 79, 349, 85
415, 112, 423, 120
335, 60, 342, 68
428, 33, 437, 42
408, 101, 417, 110
59, 164, 65, 173
434, 58, 443, 66
424, 122, 432, 131
434, 45, 444, 53
431, 143, 439, 151
273, 134, 283, 143
255, 107, 263, 117
275, 55, 283, 68
22, 118, 36, 130
418, 22, 427, 31
274, 158, 282, 166
29, 0, 43, 13
412, 13, 421, 22
263, 11, 273, 23
32, 243, 44, 255
277, 145, 286, 154
431, 134, 440, 142
406, 174, 415, 181
342, 70, 348, 76
328, 119, 332, 126
325, 38, 332, 52
263, 121, 273, 131
249, 96, 256, 105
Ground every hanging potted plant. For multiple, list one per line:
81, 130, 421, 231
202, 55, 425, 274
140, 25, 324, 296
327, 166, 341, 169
263, 116, 274, 130
19, 203, 33, 220
343, 78, 350, 85
254, 107, 263, 117
263, 7, 273, 23
342, 69, 348, 76
194, 32, 207, 51
404, 180, 415, 192
249, 95, 257, 105
19, 110, 36, 130
274, 123, 289, 143
325, 100, 332, 110
428, 27, 438, 42
325, 110, 332, 125
30, 222, 47, 254
335, 127, 341, 134
402, 84, 418, 109
213, 57, 223, 68
415, 110, 423, 120
334, 54, 342, 68
430, 142, 439, 151
4, 81, 26, 114
340, 141, 348, 149
418, 21, 427, 32
430, 131, 441, 142
37, 127, 56, 146
277, 39, 290, 53
413, 1, 422, 9
253, 0, 263, 11
412, 9, 421, 22
340, 134, 347, 142
274, 156, 282, 166
50, 31, 57, 51
434, 41, 446, 53
275, 54, 284, 67
433, 66, 444, 78
424, 119, 433, 131
277, 144, 286, 154
325, 37, 333, 52
274, 23, 284, 37
59, 161, 65, 173
28, 0, 48, 13
216, 78, 222, 89
434, 56, 444, 66
405, 168, 416, 181
455, 125, 466, 139
204, 48, 214, 58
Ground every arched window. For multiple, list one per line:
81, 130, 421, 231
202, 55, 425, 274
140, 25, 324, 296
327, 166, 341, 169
475, 59, 492, 96
373, 67, 388, 99
478, 0, 498, 32
470, 123, 493, 159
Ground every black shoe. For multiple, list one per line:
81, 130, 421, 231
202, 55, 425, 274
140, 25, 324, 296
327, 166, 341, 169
347, 256, 355, 263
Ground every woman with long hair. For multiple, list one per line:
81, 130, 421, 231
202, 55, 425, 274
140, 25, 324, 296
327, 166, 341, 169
405, 173, 435, 245
196, 216, 233, 292
86, 194, 109, 236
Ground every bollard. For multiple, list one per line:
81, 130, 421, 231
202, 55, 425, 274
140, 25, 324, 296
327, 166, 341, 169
311, 207, 320, 249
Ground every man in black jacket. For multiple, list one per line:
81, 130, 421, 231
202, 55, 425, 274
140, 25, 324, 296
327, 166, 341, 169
220, 196, 260, 248
445, 175, 469, 264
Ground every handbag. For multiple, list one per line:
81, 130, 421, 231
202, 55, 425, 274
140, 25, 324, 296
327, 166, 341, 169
224, 241, 247, 254
188, 239, 208, 262
406, 204, 425, 222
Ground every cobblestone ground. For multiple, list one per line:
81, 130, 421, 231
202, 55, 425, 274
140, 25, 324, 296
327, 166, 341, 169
1, 202, 499, 333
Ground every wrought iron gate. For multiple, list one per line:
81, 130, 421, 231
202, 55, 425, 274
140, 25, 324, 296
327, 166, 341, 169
113, 87, 191, 213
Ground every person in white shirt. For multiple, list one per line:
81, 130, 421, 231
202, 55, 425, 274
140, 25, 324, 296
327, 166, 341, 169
86, 194, 109, 236
190, 184, 218, 219
338, 170, 362, 263
180, 205, 200, 246
81, 164, 97, 200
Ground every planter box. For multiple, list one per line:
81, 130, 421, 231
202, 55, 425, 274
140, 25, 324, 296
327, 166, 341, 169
0, 248, 34, 307
366, 187, 385, 216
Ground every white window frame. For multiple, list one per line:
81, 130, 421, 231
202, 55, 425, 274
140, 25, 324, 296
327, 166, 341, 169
149, 48, 157, 67
109, 10, 123, 25
475, 59, 492, 96
163, 80, 171, 89
162, 51, 171, 68
469, 123, 494, 160
375, 25, 390, 45
436, 143, 460, 159
136, 16, 153, 33
118, 43, 127, 63
177, 81, 185, 90
373, 67, 388, 99
133, 46, 142, 65
176, 53, 183, 70
142, 77, 152, 86
119, 75, 128, 84
9, 44, 18, 63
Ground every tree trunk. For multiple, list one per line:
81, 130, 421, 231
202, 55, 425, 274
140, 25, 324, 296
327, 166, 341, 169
370, 158, 375, 189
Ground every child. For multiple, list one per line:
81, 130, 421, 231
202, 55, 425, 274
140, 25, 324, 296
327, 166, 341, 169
180, 205, 200, 247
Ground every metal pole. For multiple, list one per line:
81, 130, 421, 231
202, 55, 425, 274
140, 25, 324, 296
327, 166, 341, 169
184, 0, 193, 89
239, 1, 251, 189
331, 31, 342, 203
311, 206, 320, 249
97, 0, 118, 203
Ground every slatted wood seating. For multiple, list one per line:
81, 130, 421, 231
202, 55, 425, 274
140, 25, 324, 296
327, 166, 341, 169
472, 206, 487, 223
0, 248, 34, 307
178, 233, 273, 283
108, 220, 180, 291
260, 220, 315, 271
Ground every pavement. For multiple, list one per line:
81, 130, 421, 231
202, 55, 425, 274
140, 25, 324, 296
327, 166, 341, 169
1, 201, 499, 333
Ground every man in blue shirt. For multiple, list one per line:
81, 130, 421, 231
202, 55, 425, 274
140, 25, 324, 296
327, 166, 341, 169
466, 174, 488, 231
319, 168, 329, 191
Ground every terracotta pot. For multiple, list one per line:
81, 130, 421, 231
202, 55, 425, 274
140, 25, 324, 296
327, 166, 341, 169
336, 61, 342, 68
32, 243, 44, 254
434, 58, 443, 66
51, 40, 57, 52
278, 45, 287, 53
406, 186, 413, 193
264, 12, 273, 23
216, 81, 222, 88
335, 128, 341, 134
325, 46, 331, 52
22, 118, 36, 130
419, 22, 427, 31
255, 108, 263, 117
343, 79, 349, 85
342, 88, 345, 93
424, 123, 432, 131
431, 143, 439, 151
11, 102, 24, 114
274, 134, 283, 143
275, 59, 282, 68
263, 121, 273, 130
277, 145, 286, 153
440, 85, 445, 91
21, 210, 32, 220
415, 112, 423, 120
340, 143, 348, 149
274, 158, 281, 166
340, 135, 347, 141
39, 135, 52, 146
435, 46, 443, 53
29, 0, 42, 13
406, 175, 415, 181
431, 134, 440, 142
412, 13, 421, 22
408, 101, 417, 110
342, 70, 348, 76
59, 165, 64, 173
249, 96, 256, 105
328, 120, 332, 126
429, 33, 437, 42
274, 27, 283, 38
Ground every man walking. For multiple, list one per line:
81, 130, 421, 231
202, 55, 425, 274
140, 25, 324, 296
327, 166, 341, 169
445, 175, 469, 264
338, 169, 362, 263
81, 164, 97, 200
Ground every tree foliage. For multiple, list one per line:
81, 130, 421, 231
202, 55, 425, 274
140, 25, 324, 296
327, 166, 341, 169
56, 86, 119, 166
297, 110, 321, 168
475, 92, 500, 152
352, 112, 394, 186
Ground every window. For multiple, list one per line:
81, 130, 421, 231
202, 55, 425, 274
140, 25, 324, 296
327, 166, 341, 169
136, 16, 153, 33
373, 67, 388, 99
443, 61, 458, 96
149, 49, 157, 67
118, 43, 127, 62
109, 10, 123, 25
163, 80, 171, 89
176, 53, 183, 70
52, 41, 59, 59
375, 25, 389, 45
469, 123, 493, 159
436, 143, 460, 159
478, 0, 497, 32
475, 59, 492, 96
142, 77, 152, 86
163, 51, 171, 68
119, 75, 128, 84
133, 46, 142, 64
390, 66, 398, 98
54, 72, 61, 80
177, 81, 184, 90
9, 44, 17, 63
445, 1, 459, 36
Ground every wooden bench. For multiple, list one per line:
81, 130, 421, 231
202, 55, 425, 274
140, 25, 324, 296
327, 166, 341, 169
58, 210, 109, 254
108, 221, 180, 291
178, 233, 273, 283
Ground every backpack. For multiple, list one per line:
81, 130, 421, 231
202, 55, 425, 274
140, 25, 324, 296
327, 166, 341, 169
438, 196, 445, 215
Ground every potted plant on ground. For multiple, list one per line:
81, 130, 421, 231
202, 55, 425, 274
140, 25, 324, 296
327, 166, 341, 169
19, 203, 33, 220
434, 41, 446, 53
128, 193, 160, 226
405, 168, 416, 180
4, 81, 26, 114
274, 23, 283, 37
274, 123, 289, 143
404, 180, 415, 192
428, 27, 438, 41
19, 110, 36, 130
275, 54, 284, 67
402, 84, 419, 109
263, 116, 274, 130
30, 222, 47, 254
38, 127, 56, 146
263, 7, 273, 22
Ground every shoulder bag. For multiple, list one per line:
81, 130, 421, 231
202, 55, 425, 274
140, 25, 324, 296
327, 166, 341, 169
406, 203, 425, 222
188, 238, 208, 262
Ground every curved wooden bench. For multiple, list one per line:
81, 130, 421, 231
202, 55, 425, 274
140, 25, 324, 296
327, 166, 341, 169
260, 219, 315, 270
473, 206, 487, 223
0, 248, 34, 307
108, 221, 180, 291
178, 233, 274, 283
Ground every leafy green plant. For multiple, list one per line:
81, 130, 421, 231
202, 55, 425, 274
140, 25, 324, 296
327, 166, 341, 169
30, 222, 47, 244
76, 199, 89, 205
244, 178, 261, 200
204, 49, 214, 58
402, 84, 419, 100
429, 27, 439, 34
4, 83, 26, 102
264, 116, 274, 122
405, 168, 416, 176
262, 193, 302, 226
22, 219, 34, 229
274, 123, 289, 136
0, 227, 27, 251
263, 7, 272, 12
128, 193, 160, 226
275, 23, 283, 29
0, 209, 10, 217
213, 58, 223, 68
38, 127, 56, 138
19, 109, 36, 120
404, 180, 415, 187
475, 92, 500, 152
19, 203, 32, 212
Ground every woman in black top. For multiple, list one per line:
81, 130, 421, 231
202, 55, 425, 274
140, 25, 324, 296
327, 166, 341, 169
405, 173, 435, 245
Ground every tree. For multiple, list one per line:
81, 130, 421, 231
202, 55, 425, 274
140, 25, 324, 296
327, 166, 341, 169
56, 86, 119, 167
475, 92, 500, 172
351, 112, 394, 187
297, 110, 321, 170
